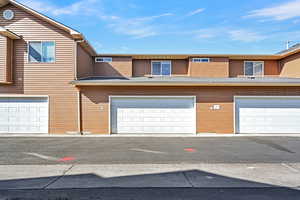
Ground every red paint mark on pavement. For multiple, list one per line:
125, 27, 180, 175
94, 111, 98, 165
58, 157, 75, 162
184, 148, 197, 152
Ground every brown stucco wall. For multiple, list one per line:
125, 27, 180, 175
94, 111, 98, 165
94, 56, 132, 77
0, 3, 78, 134
229, 60, 279, 77
132, 59, 188, 77
188, 58, 229, 77
79, 86, 300, 134
279, 52, 300, 78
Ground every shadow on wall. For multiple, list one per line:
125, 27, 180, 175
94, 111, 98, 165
0, 38, 25, 94
93, 57, 132, 78
0, 169, 299, 199
94, 62, 125, 77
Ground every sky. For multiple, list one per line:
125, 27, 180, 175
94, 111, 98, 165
18, 0, 300, 54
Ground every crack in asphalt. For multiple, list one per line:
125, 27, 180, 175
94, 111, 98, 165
247, 138, 295, 154
43, 165, 74, 189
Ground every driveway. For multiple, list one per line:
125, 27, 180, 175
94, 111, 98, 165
1, 136, 300, 199
0, 136, 299, 164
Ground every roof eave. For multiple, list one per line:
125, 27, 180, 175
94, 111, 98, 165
96, 54, 283, 60
8, 0, 84, 40
70, 81, 300, 87
0, 27, 21, 39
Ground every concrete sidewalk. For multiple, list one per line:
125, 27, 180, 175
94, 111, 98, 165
0, 163, 299, 189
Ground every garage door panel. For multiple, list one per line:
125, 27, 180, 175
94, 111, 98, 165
236, 97, 300, 134
111, 97, 196, 134
0, 97, 48, 134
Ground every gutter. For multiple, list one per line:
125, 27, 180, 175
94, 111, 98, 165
70, 81, 300, 87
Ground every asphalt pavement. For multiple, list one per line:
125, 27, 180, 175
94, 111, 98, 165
1, 188, 300, 200
0, 136, 300, 199
0, 136, 299, 164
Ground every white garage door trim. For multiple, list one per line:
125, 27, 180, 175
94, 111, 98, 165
234, 96, 300, 134
109, 96, 197, 134
0, 95, 49, 134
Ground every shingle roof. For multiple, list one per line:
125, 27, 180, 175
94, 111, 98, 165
71, 76, 300, 86
277, 43, 300, 55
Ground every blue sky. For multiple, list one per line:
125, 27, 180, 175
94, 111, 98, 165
19, 0, 300, 54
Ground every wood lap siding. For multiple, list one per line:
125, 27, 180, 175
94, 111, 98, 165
132, 59, 188, 77
77, 44, 94, 79
279, 52, 300, 78
0, 4, 78, 134
0, 35, 6, 82
189, 58, 229, 78
94, 57, 132, 77
80, 86, 300, 134
229, 60, 280, 77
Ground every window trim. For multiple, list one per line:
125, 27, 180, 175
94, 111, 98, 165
244, 61, 264, 77
27, 41, 56, 63
95, 57, 113, 63
192, 58, 210, 63
151, 60, 172, 76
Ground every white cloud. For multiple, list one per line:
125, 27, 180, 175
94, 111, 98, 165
19, 0, 110, 18
228, 30, 266, 42
193, 29, 219, 39
108, 13, 173, 39
246, 0, 300, 21
20, 0, 172, 39
186, 8, 205, 16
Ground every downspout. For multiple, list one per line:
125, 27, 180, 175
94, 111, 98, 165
74, 40, 83, 135
77, 88, 83, 135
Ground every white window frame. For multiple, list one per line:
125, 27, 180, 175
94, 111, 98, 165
27, 41, 56, 63
244, 61, 264, 77
151, 60, 172, 76
192, 58, 210, 63
95, 57, 113, 63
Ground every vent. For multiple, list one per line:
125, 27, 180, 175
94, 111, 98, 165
95, 57, 112, 63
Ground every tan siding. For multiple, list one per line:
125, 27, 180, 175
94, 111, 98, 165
132, 59, 150, 77
132, 59, 188, 77
77, 44, 94, 78
80, 86, 300, 134
94, 57, 132, 77
0, 35, 13, 83
229, 60, 280, 77
5, 37, 13, 83
280, 52, 300, 78
188, 58, 229, 77
0, 35, 6, 82
0, 4, 78, 134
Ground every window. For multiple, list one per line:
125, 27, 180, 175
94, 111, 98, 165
95, 57, 112, 62
28, 41, 55, 63
192, 58, 210, 63
244, 61, 264, 76
151, 61, 171, 76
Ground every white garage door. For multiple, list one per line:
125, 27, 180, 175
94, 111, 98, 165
0, 97, 48, 134
235, 97, 300, 134
111, 96, 196, 134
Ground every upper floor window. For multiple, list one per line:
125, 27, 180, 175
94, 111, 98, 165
95, 57, 112, 62
192, 58, 210, 63
151, 61, 171, 76
28, 41, 55, 63
244, 61, 264, 76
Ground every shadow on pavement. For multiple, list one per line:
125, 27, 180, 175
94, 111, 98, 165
0, 169, 299, 200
